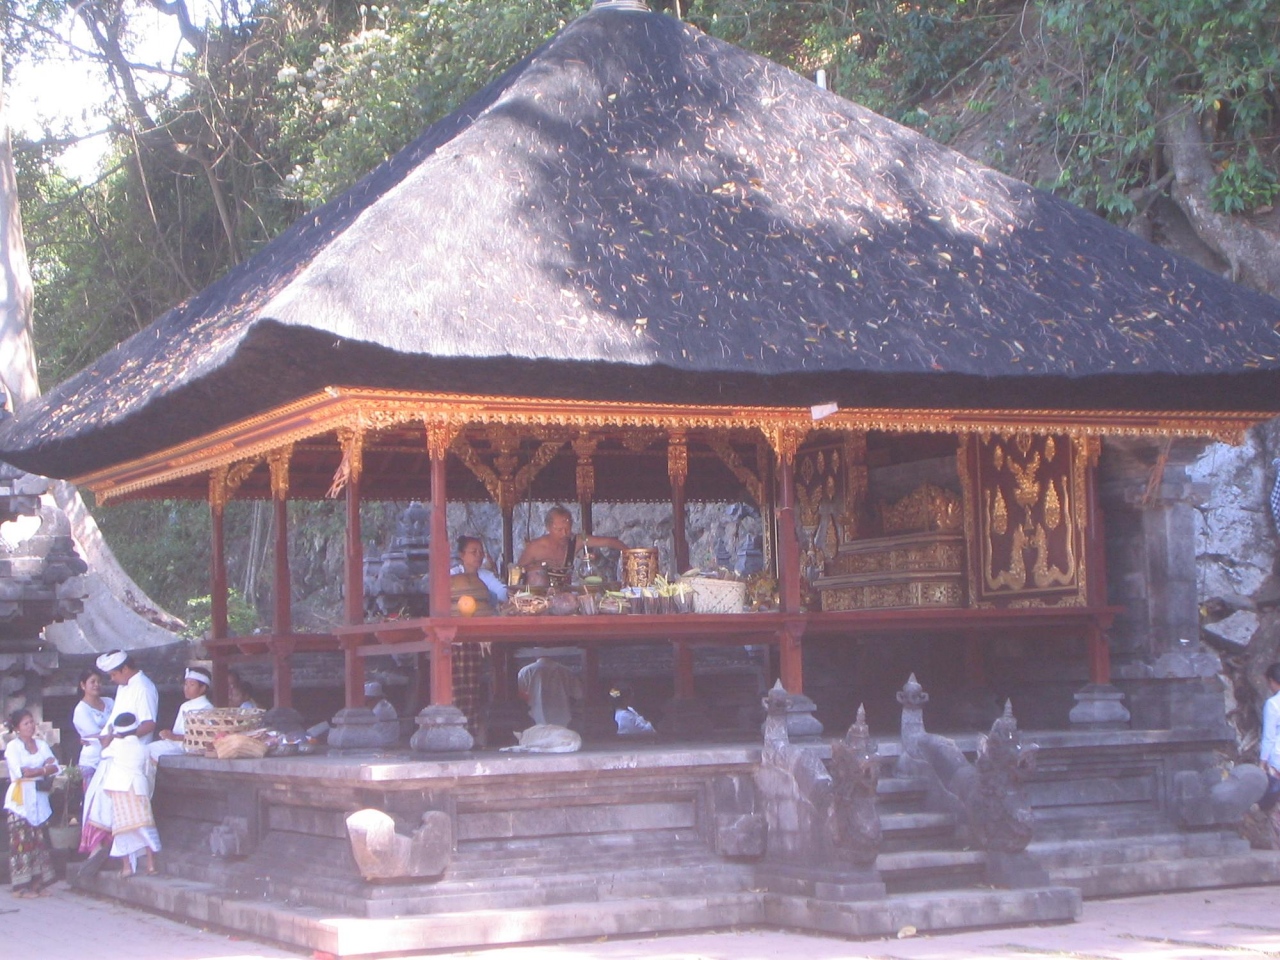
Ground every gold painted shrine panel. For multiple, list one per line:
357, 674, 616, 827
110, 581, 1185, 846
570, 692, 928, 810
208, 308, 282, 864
961, 434, 1088, 608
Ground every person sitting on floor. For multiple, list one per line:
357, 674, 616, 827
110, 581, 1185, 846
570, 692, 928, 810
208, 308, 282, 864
517, 656, 583, 729
149, 666, 214, 760
609, 685, 656, 737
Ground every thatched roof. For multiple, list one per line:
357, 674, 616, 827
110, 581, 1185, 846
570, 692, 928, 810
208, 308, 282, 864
4, 0, 1280, 480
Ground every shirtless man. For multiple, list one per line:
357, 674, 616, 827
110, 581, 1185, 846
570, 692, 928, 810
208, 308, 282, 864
517, 505, 626, 588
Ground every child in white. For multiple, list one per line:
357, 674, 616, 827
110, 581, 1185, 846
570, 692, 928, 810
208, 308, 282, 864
101, 712, 160, 877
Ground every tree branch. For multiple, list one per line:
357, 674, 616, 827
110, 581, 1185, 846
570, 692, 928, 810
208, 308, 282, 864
1160, 107, 1280, 297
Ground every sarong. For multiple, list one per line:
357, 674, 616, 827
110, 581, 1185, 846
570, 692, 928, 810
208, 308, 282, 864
7, 811, 55, 890
79, 756, 113, 854
453, 642, 488, 739
107, 789, 161, 857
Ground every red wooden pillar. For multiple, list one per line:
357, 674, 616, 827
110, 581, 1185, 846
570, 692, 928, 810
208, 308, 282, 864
340, 430, 365, 708
270, 636, 296, 710
669, 430, 689, 575
269, 447, 294, 708
771, 426, 805, 692
574, 433, 598, 540
1083, 438, 1112, 684
673, 642, 696, 699
427, 421, 455, 705
209, 467, 230, 705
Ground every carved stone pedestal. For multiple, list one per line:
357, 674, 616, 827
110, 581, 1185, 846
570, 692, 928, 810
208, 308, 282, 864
410, 704, 474, 753
327, 707, 387, 750
1068, 684, 1130, 729
986, 850, 1050, 889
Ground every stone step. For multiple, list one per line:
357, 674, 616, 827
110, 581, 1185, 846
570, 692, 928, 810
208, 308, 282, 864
85, 873, 1082, 956
1047, 851, 1280, 899
879, 810, 956, 844
1029, 831, 1249, 870
876, 848, 987, 893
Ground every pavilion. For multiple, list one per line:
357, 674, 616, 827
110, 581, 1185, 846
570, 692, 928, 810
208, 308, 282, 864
3, 1, 1280, 946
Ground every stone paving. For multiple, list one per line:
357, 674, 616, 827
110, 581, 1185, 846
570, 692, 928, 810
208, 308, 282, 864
5, 883, 1278, 960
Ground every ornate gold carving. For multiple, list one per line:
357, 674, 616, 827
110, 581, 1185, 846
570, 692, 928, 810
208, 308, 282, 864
708, 437, 765, 507
830, 536, 965, 576
1044, 477, 1062, 530
210, 457, 261, 511
327, 427, 364, 499
452, 432, 566, 510
573, 430, 596, 499
762, 424, 809, 465
667, 430, 688, 488
267, 445, 293, 501
78, 385, 1268, 502
879, 484, 963, 534
819, 578, 965, 611
1045, 436, 1056, 462
424, 416, 463, 461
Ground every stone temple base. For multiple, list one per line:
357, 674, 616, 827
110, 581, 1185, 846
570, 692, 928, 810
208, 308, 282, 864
69, 729, 1280, 957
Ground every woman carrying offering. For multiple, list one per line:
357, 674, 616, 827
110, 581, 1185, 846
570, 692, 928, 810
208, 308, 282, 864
3, 709, 59, 898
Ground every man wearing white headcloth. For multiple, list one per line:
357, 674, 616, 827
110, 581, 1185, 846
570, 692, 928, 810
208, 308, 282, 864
97, 651, 160, 746
149, 667, 214, 761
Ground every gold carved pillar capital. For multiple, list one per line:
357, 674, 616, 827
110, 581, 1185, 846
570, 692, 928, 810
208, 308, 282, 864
209, 465, 229, 515
267, 444, 294, 501
763, 422, 809, 466
667, 429, 688, 488
572, 432, 599, 503
424, 416, 463, 461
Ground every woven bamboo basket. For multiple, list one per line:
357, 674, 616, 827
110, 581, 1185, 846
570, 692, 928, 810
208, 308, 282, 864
686, 577, 746, 614
183, 707, 266, 755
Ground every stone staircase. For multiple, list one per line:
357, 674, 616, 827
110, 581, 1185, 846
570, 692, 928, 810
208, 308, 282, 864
871, 756, 1280, 901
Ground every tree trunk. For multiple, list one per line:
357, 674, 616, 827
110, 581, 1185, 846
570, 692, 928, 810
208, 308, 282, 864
1160, 109, 1280, 297
1, 58, 182, 654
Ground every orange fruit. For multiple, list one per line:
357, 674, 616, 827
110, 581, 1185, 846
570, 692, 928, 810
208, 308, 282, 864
457, 595, 478, 617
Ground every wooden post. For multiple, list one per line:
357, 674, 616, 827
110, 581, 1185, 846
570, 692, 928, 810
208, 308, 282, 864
574, 433, 598, 538
673, 641, 695, 699
777, 449, 802, 614
430, 626, 457, 705
342, 433, 364, 627
270, 636, 296, 709
341, 636, 365, 710
272, 498, 291, 635
429, 448, 451, 619
209, 470, 229, 642
668, 431, 689, 574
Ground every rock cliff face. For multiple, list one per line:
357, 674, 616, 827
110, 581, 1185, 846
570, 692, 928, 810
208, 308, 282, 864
1190, 420, 1280, 756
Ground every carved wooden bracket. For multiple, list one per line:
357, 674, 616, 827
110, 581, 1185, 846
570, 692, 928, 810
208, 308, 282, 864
572, 432, 599, 503
708, 437, 765, 507
327, 427, 364, 499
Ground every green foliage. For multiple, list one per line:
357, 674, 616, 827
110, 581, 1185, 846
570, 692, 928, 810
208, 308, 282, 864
1038, 0, 1280, 217
1209, 149, 1280, 215
182, 589, 261, 640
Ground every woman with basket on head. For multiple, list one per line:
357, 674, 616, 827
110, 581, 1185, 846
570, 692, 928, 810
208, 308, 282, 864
149, 667, 213, 761
101, 712, 160, 877
4, 709, 59, 898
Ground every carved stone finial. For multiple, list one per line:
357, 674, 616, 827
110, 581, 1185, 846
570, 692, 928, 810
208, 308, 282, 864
831, 704, 881, 867
897, 673, 929, 709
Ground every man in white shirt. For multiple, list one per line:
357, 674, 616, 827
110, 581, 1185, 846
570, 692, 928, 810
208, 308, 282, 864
517, 656, 583, 728
97, 650, 160, 745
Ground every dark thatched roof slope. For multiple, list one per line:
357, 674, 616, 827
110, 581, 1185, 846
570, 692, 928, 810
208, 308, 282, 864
4, 1, 1280, 480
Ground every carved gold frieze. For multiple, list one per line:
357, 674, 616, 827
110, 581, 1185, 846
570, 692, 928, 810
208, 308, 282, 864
829, 534, 966, 576
81, 386, 1267, 502
818, 577, 965, 611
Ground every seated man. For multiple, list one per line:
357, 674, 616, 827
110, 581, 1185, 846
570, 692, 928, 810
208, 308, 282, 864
149, 666, 214, 760
517, 505, 626, 589
517, 656, 583, 729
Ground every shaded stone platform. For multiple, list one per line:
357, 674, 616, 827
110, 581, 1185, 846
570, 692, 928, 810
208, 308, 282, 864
70, 732, 1280, 958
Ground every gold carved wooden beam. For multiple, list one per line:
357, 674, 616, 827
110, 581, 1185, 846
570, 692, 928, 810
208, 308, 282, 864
80, 386, 1272, 501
